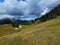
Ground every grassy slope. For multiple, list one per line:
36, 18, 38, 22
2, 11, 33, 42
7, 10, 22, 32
0, 16, 60, 45
0, 22, 39, 37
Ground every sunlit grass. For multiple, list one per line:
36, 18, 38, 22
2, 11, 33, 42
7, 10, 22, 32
0, 22, 40, 36
0, 16, 60, 45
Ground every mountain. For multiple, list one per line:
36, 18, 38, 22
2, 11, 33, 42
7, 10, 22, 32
40, 4, 60, 22
0, 15, 60, 45
0, 4, 60, 45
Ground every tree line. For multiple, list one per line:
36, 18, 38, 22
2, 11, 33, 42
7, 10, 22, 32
40, 4, 60, 22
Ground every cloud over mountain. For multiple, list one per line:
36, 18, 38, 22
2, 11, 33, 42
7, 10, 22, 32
0, 0, 60, 16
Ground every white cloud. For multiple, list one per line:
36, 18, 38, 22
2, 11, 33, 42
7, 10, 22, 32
38, 0, 60, 6
0, 0, 27, 14
0, 0, 60, 16
41, 8, 49, 16
0, 14, 14, 19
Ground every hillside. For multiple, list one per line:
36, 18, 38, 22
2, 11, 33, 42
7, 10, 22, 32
40, 4, 60, 22
0, 4, 60, 45
0, 16, 60, 45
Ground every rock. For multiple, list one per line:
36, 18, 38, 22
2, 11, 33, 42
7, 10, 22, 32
19, 26, 22, 28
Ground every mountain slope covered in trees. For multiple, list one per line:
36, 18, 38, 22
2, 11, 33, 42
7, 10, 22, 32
40, 4, 60, 22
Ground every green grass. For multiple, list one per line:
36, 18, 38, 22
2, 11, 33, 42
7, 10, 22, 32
0, 22, 40, 36
0, 16, 60, 45
0, 37, 27, 45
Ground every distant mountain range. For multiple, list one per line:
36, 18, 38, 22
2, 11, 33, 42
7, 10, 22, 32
0, 15, 38, 25
0, 4, 60, 25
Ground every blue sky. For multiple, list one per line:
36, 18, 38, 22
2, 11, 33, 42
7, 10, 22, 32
0, 0, 60, 20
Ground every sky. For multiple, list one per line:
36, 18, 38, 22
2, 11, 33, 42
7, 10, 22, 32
0, 0, 60, 20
